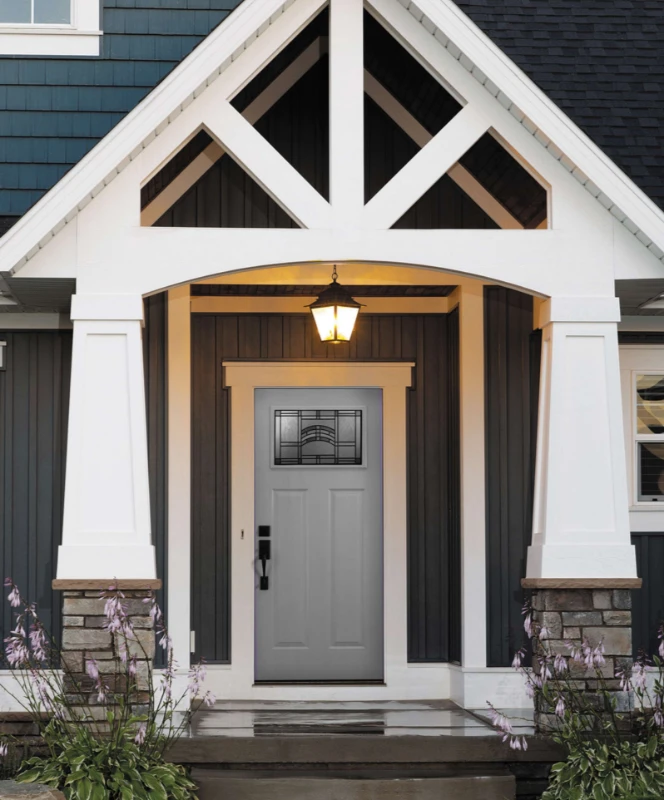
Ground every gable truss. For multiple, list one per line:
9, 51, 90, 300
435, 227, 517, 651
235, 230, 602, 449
1, 0, 663, 280
142, 36, 528, 231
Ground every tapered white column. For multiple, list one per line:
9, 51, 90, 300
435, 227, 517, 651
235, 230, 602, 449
458, 285, 487, 667
57, 294, 156, 580
527, 297, 638, 579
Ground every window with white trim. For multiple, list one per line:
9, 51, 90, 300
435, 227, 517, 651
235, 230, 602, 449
0, 0, 101, 56
619, 345, 664, 509
635, 373, 664, 502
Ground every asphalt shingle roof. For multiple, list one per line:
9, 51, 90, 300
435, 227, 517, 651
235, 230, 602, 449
454, 0, 664, 211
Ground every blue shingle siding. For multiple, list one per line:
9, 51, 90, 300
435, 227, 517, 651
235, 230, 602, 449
0, 0, 242, 218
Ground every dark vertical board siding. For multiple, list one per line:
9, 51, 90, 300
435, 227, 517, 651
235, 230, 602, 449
484, 288, 539, 667
447, 308, 462, 664
191, 313, 459, 664
0, 331, 71, 651
143, 295, 168, 657
632, 533, 664, 658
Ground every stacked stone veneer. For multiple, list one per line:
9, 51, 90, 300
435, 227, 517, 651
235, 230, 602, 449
61, 590, 155, 722
531, 588, 633, 730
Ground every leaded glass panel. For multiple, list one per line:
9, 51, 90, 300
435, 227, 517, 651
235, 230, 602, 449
274, 409, 362, 465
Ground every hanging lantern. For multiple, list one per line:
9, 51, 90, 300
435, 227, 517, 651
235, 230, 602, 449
307, 267, 363, 343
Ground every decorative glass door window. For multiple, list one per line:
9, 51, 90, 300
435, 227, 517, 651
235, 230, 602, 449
274, 409, 363, 466
0, 0, 71, 24
635, 374, 664, 501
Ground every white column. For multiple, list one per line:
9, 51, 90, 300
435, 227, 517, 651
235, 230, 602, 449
167, 287, 192, 671
57, 294, 156, 580
528, 297, 638, 579
329, 0, 364, 224
458, 285, 487, 668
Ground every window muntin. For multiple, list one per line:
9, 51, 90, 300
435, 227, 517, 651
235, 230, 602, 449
635, 374, 664, 502
0, 0, 71, 25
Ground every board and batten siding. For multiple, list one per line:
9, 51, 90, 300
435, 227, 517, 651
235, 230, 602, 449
191, 312, 461, 664
0, 330, 71, 649
484, 288, 541, 668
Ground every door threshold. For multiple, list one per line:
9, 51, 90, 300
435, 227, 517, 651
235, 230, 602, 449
254, 680, 386, 687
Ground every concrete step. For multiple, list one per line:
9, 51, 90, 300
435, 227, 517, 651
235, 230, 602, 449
192, 768, 516, 800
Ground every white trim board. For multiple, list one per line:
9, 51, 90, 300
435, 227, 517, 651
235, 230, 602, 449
221, 361, 416, 699
0, 1, 101, 56
1, 0, 664, 276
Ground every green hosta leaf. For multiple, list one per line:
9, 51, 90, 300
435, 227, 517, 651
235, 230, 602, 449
131, 780, 149, 800
90, 783, 106, 800
16, 768, 44, 784
602, 773, 615, 797
647, 736, 658, 759
75, 777, 92, 800
592, 783, 607, 800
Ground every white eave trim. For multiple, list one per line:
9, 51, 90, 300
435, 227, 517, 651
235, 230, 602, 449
0, 0, 298, 273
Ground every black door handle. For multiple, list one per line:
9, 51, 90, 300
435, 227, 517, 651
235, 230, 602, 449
259, 539, 271, 590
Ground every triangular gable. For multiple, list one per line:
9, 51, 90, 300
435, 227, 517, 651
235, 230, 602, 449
1, 0, 664, 279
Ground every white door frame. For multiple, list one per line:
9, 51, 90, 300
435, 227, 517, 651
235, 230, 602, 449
216, 360, 419, 700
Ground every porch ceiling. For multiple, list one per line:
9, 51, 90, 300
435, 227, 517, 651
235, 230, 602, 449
616, 279, 664, 317
0, 275, 76, 313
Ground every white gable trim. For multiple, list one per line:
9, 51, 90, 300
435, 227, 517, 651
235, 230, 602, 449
1, 0, 663, 278
0, 0, 326, 273
388, 0, 664, 262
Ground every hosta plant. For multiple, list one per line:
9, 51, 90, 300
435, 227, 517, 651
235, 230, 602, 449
488, 603, 664, 800
0, 578, 215, 800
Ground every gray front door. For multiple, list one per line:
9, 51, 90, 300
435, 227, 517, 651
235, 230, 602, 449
254, 387, 384, 682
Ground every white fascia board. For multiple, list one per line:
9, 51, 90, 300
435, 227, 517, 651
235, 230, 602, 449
409, 0, 664, 255
0, 0, 327, 275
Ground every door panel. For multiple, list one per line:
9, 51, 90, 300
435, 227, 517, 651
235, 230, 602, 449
255, 387, 383, 681
272, 489, 308, 647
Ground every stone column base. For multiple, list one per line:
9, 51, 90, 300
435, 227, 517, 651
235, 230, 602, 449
53, 580, 161, 725
522, 580, 640, 733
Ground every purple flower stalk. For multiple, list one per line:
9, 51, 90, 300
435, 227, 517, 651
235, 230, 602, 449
134, 723, 147, 745
86, 658, 100, 682
510, 735, 528, 751
632, 661, 648, 691
0, 743, 7, 758
29, 623, 47, 662
6, 584, 20, 609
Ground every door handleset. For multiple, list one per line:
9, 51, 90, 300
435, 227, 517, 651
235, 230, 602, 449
259, 538, 271, 590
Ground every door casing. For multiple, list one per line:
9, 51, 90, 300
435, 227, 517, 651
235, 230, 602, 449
222, 361, 412, 693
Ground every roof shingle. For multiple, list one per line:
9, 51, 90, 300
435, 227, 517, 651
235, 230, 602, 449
454, 0, 664, 211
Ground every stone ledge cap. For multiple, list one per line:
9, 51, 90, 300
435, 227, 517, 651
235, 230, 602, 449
521, 578, 642, 589
52, 579, 162, 590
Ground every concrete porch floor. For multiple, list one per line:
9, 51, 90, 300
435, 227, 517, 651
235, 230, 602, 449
187, 699, 536, 738
168, 702, 559, 800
